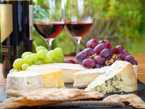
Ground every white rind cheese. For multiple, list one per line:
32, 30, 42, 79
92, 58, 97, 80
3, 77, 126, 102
73, 66, 109, 88
6, 63, 86, 96
6, 68, 64, 95
85, 61, 137, 93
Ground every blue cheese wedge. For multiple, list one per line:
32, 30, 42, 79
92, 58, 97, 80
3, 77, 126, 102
85, 61, 137, 94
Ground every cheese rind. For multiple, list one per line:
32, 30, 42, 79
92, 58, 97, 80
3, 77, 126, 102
85, 61, 137, 93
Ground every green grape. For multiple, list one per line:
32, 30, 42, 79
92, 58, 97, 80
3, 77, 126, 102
13, 58, 24, 70
48, 48, 64, 63
21, 52, 32, 58
36, 46, 48, 53
36, 50, 47, 60
35, 60, 43, 65
21, 64, 29, 70
45, 53, 53, 63
23, 53, 38, 65
53, 48, 64, 62
30, 54, 39, 64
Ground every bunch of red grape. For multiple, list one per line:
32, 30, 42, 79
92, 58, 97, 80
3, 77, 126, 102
76, 39, 137, 68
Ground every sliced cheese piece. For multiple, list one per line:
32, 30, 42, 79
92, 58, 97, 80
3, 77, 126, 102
29, 63, 86, 83
73, 66, 109, 88
85, 61, 137, 94
6, 68, 64, 95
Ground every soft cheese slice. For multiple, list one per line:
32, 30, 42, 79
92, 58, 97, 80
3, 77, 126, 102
73, 66, 109, 88
29, 63, 86, 83
41, 70, 64, 88
85, 61, 137, 94
6, 68, 64, 95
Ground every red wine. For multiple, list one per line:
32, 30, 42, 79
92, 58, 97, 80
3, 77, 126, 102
66, 21, 93, 37
34, 22, 64, 39
1, 1, 32, 77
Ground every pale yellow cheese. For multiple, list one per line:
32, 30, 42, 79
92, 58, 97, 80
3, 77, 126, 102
41, 70, 64, 88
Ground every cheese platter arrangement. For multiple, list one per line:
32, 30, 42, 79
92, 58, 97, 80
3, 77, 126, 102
0, 39, 145, 109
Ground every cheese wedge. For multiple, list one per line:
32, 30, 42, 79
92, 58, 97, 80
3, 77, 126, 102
73, 66, 109, 88
85, 61, 137, 93
29, 63, 86, 83
6, 68, 64, 95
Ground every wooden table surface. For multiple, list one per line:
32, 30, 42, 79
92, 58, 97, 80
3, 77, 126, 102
134, 53, 145, 83
0, 54, 145, 84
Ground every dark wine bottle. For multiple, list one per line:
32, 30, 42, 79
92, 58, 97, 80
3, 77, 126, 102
0, 0, 32, 78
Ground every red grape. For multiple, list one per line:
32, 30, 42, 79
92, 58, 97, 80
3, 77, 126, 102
115, 45, 124, 53
125, 55, 138, 65
125, 55, 134, 61
100, 48, 112, 59
86, 39, 98, 48
94, 55, 105, 65
112, 48, 120, 54
104, 41, 112, 49
94, 43, 105, 54
83, 48, 95, 56
130, 59, 138, 65
76, 39, 138, 68
121, 49, 129, 55
82, 58, 96, 68
118, 53, 126, 60
76, 51, 88, 62
95, 64, 103, 68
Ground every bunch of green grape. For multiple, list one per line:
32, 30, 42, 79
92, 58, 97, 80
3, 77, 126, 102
13, 46, 64, 71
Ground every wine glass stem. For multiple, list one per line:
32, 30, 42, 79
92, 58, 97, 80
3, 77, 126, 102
75, 36, 82, 53
48, 38, 54, 50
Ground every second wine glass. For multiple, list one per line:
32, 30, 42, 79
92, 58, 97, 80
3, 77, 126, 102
65, 0, 93, 53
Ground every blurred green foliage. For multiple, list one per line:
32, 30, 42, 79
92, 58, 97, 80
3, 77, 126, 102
89, 0, 145, 53
1, 0, 145, 62
32, 27, 49, 51
52, 30, 76, 55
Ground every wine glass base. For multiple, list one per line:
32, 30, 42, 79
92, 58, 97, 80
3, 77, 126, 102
47, 38, 54, 50
74, 36, 82, 53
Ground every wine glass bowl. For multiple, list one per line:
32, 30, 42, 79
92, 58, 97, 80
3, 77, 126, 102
34, 21, 64, 39
66, 20, 93, 38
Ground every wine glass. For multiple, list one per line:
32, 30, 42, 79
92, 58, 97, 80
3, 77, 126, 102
65, 0, 93, 53
33, 0, 65, 49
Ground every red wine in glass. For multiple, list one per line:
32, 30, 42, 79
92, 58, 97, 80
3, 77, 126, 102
34, 21, 64, 39
66, 21, 93, 37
